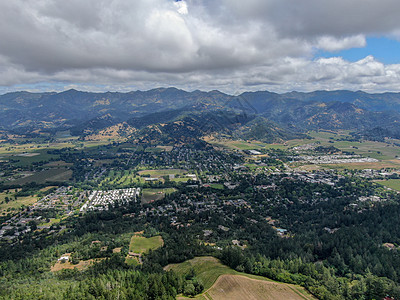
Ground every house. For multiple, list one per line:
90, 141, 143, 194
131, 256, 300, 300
248, 150, 262, 155
58, 255, 70, 262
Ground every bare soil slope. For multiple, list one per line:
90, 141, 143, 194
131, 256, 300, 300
206, 274, 313, 300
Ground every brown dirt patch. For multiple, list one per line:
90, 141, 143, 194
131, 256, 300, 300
206, 275, 314, 300
51, 257, 105, 272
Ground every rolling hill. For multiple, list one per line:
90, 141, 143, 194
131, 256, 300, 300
2, 88, 400, 141
164, 256, 315, 300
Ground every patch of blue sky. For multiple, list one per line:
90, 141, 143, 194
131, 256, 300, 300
316, 37, 400, 64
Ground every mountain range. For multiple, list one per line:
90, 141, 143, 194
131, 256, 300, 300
1, 88, 400, 143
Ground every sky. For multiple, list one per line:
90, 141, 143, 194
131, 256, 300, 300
1, 0, 400, 95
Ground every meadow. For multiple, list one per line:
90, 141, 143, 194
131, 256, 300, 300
129, 235, 164, 254
375, 179, 400, 191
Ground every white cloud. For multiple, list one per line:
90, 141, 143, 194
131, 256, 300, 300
0, 0, 400, 93
316, 35, 366, 52
175, 1, 188, 15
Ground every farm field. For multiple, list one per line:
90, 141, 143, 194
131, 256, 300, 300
44, 160, 73, 167
129, 235, 164, 254
210, 132, 400, 167
7, 168, 72, 185
323, 161, 400, 170
4, 149, 59, 167
165, 256, 237, 291
209, 139, 285, 151
207, 274, 314, 300
141, 188, 177, 204
375, 179, 400, 191
307, 131, 400, 161
166, 257, 314, 300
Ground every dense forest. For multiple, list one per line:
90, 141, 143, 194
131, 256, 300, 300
2, 171, 400, 299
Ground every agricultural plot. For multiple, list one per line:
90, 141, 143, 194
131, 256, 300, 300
44, 160, 73, 167
141, 188, 176, 204
5, 149, 59, 167
306, 131, 400, 161
165, 256, 237, 291
7, 168, 72, 185
209, 134, 400, 172
324, 161, 400, 170
207, 275, 315, 300
210, 140, 283, 151
166, 257, 314, 300
0, 137, 106, 157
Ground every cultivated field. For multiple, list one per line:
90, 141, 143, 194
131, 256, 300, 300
166, 257, 237, 291
209, 132, 400, 171
7, 168, 72, 185
5, 150, 59, 167
44, 160, 73, 167
209, 139, 285, 151
207, 274, 314, 300
166, 256, 314, 300
323, 161, 400, 170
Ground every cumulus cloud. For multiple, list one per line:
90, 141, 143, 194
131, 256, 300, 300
0, 0, 400, 93
316, 35, 366, 52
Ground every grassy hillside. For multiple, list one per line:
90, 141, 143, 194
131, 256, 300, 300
165, 256, 315, 300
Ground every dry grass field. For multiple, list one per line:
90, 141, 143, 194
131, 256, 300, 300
0, 194, 38, 215
167, 257, 315, 300
51, 255, 105, 272
205, 274, 314, 300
